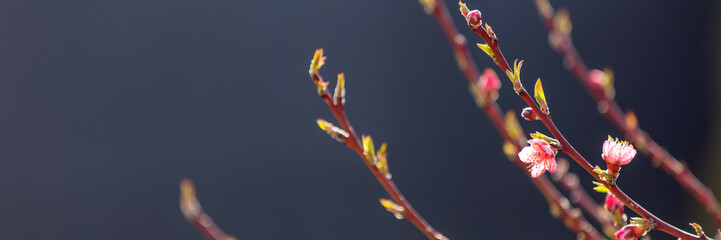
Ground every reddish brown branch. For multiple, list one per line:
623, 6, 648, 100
309, 55, 445, 240
180, 179, 236, 240
460, 2, 710, 239
423, 1, 606, 238
531, 0, 721, 228
553, 158, 618, 235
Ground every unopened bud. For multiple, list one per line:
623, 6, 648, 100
615, 219, 655, 240
604, 193, 624, 215
479, 68, 500, 92
379, 198, 406, 220
465, 10, 482, 29
521, 107, 539, 121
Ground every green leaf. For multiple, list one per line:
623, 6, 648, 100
592, 181, 609, 193
534, 78, 549, 114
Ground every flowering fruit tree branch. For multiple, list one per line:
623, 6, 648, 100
531, 0, 721, 228
457, 1, 711, 239
309, 49, 446, 240
420, 0, 609, 238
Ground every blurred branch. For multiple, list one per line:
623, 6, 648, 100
180, 179, 236, 240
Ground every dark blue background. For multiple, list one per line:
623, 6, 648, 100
0, 0, 718, 239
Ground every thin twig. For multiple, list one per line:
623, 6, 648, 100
309, 52, 446, 240
423, 1, 606, 238
531, 0, 721, 228
180, 179, 236, 240
459, 2, 710, 238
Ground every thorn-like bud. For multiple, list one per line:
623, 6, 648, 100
690, 223, 707, 238
334, 73, 346, 105
521, 107, 540, 121
507, 59, 524, 92
534, 78, 550, 115
362, 135, 376, 164
309, 49, 326, 76
485, 23, 497, 42
458, 1, 470, 17
379, 198, 406, 220
375, 142, 391, 179
317, 119, 349, 142
180, 178, 201, 220
419, 0, 437, 14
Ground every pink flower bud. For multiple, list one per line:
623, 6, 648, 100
602, 136, 637, 174
520, 107, 539, 121
614, 224, 646, 240
465, 10, 482, 29
604, 192, 624, 215
478, 68, 500, 93
518, 139, 558, 178
588, 69, 608, 88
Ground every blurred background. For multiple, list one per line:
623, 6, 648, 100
0, 0, 719, 239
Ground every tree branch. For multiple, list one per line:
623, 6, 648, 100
531, 0, 721, 228
422, 1, 607, 238
458, 1, 711, 239
180, 179, 236, 240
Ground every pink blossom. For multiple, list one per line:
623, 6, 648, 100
614, 224, 645, 240
602, 136, 637, 167
478, 68, 500, 93
604, 192, 624, 215
518, 139, 557, 178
